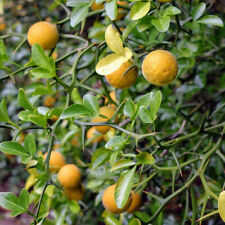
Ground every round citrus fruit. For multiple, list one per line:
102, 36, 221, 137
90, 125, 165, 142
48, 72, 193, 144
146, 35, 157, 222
43, 151, 65, 173
44, 96, 55, 108
142, 50, 178, 86
92, 106, 115, 134
102, 184, 131, 213
27, 21, 58, 50
64, 184, 85, 201
58, 164, 81, 188
105, 91, 117, 109
86, 127, 104, 144
126, 192, 142, 213
116, 1, 128, 20
91, 2, 104, 11
106, 62, 138, 89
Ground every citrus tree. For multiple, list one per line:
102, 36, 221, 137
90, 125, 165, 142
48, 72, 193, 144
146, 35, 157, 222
0, 0, 225, 225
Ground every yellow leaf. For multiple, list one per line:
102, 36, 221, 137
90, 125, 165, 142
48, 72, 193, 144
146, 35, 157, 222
218, 191, 225, 222
123, 47, 133, 62
96, 54, 124, 75
105, 25, 124, 55
25, 174, 38, 190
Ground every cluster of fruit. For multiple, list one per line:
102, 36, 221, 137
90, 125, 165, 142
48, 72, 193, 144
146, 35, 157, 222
45, 150, 85, 201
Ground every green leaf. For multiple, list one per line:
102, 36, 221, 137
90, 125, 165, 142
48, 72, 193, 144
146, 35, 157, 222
197, 15, 224, 27
149, 91, 162, 121
130, 2, 150, 20
66, 0, 90, 7
60, 104, 91, 119
70, 4, 89, 27
83, 94, 99, 115
0, 142, 29, 156
151, 15, 170, 32
91, 148, 111, 169
122, 20, 138, 40
19, 189, 29, 209
139, 106, 153, 124
31, 44, 51, 70
115, 166, 136, 208
0, 192, 27, 217
192, 3, 206, 21
136, 152, 154, 165
129, 218, 142, 225
31, 67, 55, 79
105, 216, 122, 225
124, 98, 136, 118
136, 93, 151, 107
28, 114, 47, 127
135, 212, 151, 223
18, 88, 35, 111
111, 159, 136, 172
18, 110, 31, 121
0, 98, 9, 122
163, 6, 181, 16
0, 40, 8, 64
24, 133, 36, 156
105, 136, 127, 150
71, 88, 83, 104
105, 0, 117, 20
33, 84, 53, 96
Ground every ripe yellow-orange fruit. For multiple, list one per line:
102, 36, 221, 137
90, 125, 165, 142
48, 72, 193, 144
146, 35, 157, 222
71, 133, 79, 146
102, 184, 131, 213
43, 151, 65, 173
27, 21, 58, 50
86, 127, 104, 144
52, 144, 60, 150
0, 23, 6, 32
106, 62, 138, 89
58, 164, 81, 188
64, 184, 85, 201
92, 106, 115, 134
142, 50, 178, 86
44, 96, 55, 108
105, 91, 117, 106
18, 132, 26, 144
91, 2, 104, 11
126, 192, 142, 213
158, 0, 173, 2
116, 1, 128, 21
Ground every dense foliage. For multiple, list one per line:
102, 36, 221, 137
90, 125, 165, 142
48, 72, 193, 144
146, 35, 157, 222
0, 0, 225, 225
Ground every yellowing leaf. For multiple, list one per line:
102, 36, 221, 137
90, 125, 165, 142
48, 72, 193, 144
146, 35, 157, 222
25, 174, 38, 190
218, 191, 225, 222
130, 2, 151, 20
96, 54, 124, 75
123, 47, 133, 62
105, 25, 124, 55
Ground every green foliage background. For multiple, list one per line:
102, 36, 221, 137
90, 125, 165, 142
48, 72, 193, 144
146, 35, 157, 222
0, 0, 225, 225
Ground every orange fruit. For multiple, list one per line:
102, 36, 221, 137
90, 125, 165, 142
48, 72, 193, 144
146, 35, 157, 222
52, 144, 60, 150
102, 184, 131, 213
44, 96, 55, 108
126, 192, 142, 213
106, 62, 138, 89
116, 1, 128, 21
142, 50, 178, 86
43, 151, 65, 173
27, 21, 58, 50
64, 184, 85, 201
91, 2, 104, 11
92, 106, 115, 134
58, 164, 81, 188
105, 91, 117, 106
86, 127, 104, 144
